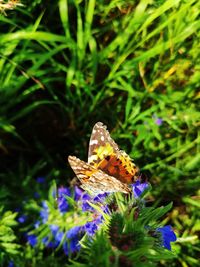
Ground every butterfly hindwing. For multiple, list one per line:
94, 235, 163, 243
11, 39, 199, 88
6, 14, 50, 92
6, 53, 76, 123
68, 155, 131, 194
97, 151, 139, 184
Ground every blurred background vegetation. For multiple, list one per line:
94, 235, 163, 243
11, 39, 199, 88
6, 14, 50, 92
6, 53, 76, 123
0, 0, 199, 266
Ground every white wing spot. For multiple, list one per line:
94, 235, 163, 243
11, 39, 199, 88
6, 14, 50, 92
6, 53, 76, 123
88, 155, 98, 162
90, 139, 98, 145
101, 135, 105, 141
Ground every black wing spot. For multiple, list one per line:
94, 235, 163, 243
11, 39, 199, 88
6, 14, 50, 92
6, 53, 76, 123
105, 155, 110, 161
131, 176, 135, 183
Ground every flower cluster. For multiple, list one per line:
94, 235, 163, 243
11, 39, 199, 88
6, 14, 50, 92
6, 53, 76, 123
21, 176, 176, 259
81, 192, 110, 236
25, 184, 111, 255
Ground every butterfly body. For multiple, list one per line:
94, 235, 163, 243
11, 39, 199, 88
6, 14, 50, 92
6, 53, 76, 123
68, 122, 139, 195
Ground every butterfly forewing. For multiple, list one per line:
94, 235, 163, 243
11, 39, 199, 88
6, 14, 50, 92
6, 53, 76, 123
88, 122, 119, 165
88, 122, 139, 183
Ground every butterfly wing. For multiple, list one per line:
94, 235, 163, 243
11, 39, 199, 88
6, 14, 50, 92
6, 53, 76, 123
68, 155, 131, 195
88, 122, 139, 184
97, 151, 139, 184
88, 122, 119, 165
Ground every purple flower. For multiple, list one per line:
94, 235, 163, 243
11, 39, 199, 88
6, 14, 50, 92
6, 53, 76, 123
81, 193, 108, 212
17, 214, 27, 223
63, 242, 69, 255
63, 240, 80, 255
27, 234, 37, 247
42, 237, 55, 248
58, 187, 71, 197
82, 193, 91, 201
49, 225, 63, 247
132, 180, 149, 198
55, 231, 64, 243
155, 118, 163, 126
57, 187, 71, 213
157, 225, 177, 250
66, 226, 82, 239
70, 237, 81, 253
58, 198, 70, 213
81, 194, 94, 211
152, 114, 163, 126
8, 261, 14, 267
84, 221, 98, 236
40, 201, 49, 223
42, 236, 49, 246
14, 207, 21, 212
81, 192, 109, 236
50, 224, 59, 236
34, 192, 40, 199
65, 226, 83, 254
102, 204, 110, 214
74, 186, 84, 201
34, 220, 40, 228
81, 201, 94, 212
36, 177, 45, 183
93, 193, 108, 202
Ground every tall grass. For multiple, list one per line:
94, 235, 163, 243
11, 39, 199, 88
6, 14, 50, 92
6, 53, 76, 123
0, 0, 199, 266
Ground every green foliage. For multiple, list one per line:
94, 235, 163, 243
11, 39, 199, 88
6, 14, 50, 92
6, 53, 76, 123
0, 0, 199, 266
171, 195, 200, 267
69, 197, 175, 267
0, 206, 20, 262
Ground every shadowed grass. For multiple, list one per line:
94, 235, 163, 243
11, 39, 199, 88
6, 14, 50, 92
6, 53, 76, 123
0, 0, 199, 266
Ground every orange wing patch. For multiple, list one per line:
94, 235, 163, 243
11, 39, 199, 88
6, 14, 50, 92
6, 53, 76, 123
97, 154, 139, 184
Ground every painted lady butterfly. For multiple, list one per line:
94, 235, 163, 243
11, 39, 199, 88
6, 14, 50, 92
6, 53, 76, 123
68, 122, 139, 195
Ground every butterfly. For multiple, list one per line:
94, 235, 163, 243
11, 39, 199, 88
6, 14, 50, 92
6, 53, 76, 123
68, 122, 139, 195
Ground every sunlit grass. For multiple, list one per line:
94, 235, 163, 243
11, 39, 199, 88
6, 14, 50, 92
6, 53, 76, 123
0, 0, 199, 266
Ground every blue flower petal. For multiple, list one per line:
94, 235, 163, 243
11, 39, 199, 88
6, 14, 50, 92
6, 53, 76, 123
84, 221, 98, 236
50, 224, 59, 236
81, 201, 94, 212
55, 231, 64, 243
66, 226, 81, 239
63, 242, 69, 255
8, 261, 14, 267
57, 187, 71, 213
27, 234, 37, 247
70, 238, 80, 253
157, 225, 177, 250
34, 192, 40, 199
132, 180, 149, 198
18, 214, 27, 223
34, 220, 40, 228
93, 193, 108, 202
58, 187, 71, 197
74, 186, 84, 201
36, 177, 45, 183
40, 201, 49, 223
